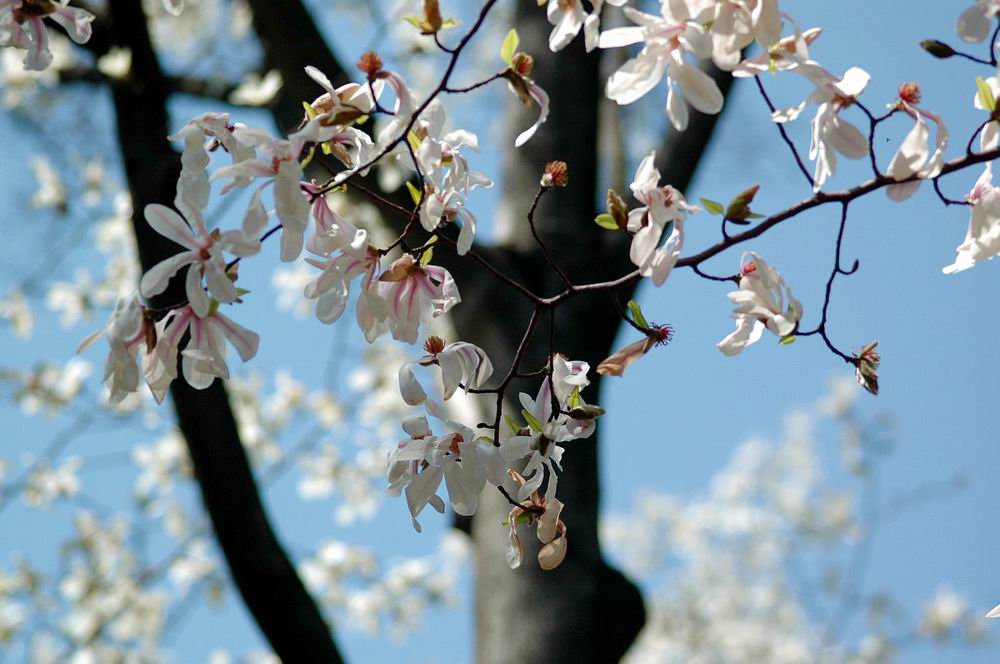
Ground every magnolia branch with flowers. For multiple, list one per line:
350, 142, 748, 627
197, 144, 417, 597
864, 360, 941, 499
2, 0, 992, 576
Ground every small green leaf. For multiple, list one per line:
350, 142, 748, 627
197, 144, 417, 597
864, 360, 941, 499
567, 386, 581, 410
419, 245, 434, 267
302, 101, 318, 119
700, 198, 724, 215
504, 415, 521, 435
500, 29, 519, 66
403, 15, 425, 29
627, 300, 649, 330
746, 212, 766, 219
594, 213, 619, 230
977, 76, 996, 112
440, 18, 460, 30
521, 408, 544, 433
779, 335, 796, 345
406, 130, 423, 154
207, 298, 220, 317
406, 181, 423, 206
235, 288, 252, 297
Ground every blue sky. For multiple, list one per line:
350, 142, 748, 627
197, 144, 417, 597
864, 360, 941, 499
1, 1, 999, 662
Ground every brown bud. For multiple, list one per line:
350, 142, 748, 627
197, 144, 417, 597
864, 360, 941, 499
423, 0, 443, 32
898, 81, 921, 105
541, 161, 569, 188
356, 51, 384, 79
606, 189, 629, 229
920, 40, 956, 59
511, 52, 534, 77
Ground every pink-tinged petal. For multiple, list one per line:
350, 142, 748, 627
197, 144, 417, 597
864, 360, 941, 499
514, 83, 550, 148
186, 265, 211, 318
212, 312, 259, 362
205, 262, 238, 304
596, 337, 654, 376
887, 117, 930, 180
547, 0, 585, 52
671, 61, 724, 115
886, 180, 921, 202
398, 362, 427, 406
139, 251, 199, 298
827, 118, 869, 160
597, 26, 645, 49
49, 3, 94, 44
22, 17, 52, 72
243, 185, 269, 240
144, 204, 199, 250
606, 51, 667, 106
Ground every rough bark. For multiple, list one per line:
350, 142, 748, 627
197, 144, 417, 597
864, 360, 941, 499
102, 1, 343, 660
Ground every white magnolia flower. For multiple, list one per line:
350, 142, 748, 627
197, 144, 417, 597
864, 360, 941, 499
0, 0, 93, 71
773, 67, 870, 191
138, 202, 253, 318
77, 295, 154, 403
398, 336, 493, 406
717, 252, 802, 356
600, 5, 723, 131
545, 0, 627, 52
148, 303, 259, 391
377, 254, 460, 345
626, 150, 698, 285
886, 83, 949, 201
304, 246, 384, 342
733, 26, 823, 79
212, 127, 312, 261
943, 164, 1000, 273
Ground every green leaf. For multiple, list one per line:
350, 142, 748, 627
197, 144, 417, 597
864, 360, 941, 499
440, 18, 460, 30
778, 335, 796, 345
567, 386, 581, 410
235, 288, 252, 297
500, 29, 519, 65
504, 415, 521, 435
627, 300, 649, 330
700, 198, 724, 215
977, 76, 996, 112
594, 213, 619, 230
419, 245, 434, 267
302, 101, 318, 119
402, 15, 425, 29
521, 408, 544, 433
746, 212, 766, 219
406, 181, 422, 206
406, 130, 423, 154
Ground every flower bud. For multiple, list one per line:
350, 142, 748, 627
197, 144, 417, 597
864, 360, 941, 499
356, 51, 384, 79
725, 184, 760, 223
511, 52, 534, 77
541, 160, 568, 188
853, 340, 880, 396
920, 40, 956, 59
898, 82, 921, 105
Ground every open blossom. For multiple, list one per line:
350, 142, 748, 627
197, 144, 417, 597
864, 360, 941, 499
387, 404, 505, 532
0, 0, 93, 71
717, 252, 802, 356
733, 26, 823, 79
943, 164, 1000, 274
148, 303, 259, 391
398, 336, 493, 406
599, 4, 724, 131
886, 83, 949, 201
690, 0, 783, 71
303, 246, 384, 341
853, 340, 880, 396
139, 202, 256, 318
627, 150, 698, 285
500, 377, 593, 505
169, 113, 256, 220
77, 295, 154, 403
505, 469, 568, 571
773, 67, 870, 191
303, 183, 367, 257
211, 127, 311, 262
545, 0, 627, 52
377, 254, 460, 345
957, 0, 1000, 42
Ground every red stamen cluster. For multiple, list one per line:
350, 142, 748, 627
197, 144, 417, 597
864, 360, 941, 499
898, 81, 922, 105
649, 323, 674, 346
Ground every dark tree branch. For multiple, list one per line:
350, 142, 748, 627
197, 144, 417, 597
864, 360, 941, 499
103, 0, 343, 660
